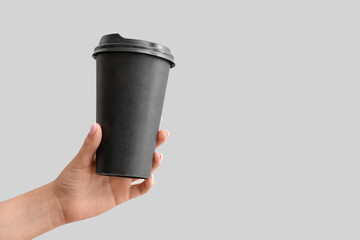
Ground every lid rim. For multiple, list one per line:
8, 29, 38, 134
93, 33, 175, 68
94, 43, 171, 55
92, 48, 175, 68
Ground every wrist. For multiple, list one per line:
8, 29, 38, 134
47, 180, 67, 227
0, 180, 67, 239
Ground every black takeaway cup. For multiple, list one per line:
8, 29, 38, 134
92, 33, 175, 179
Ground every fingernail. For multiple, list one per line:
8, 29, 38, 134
89, 122, 97, 135
160, 116, 163, 122
151, 173, 154, 179
166, 130, 170, 137
159, 153, 163, 160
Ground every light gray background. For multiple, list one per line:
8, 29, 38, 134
0, 0, 359, 239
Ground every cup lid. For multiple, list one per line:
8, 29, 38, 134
93, 33, 175, 68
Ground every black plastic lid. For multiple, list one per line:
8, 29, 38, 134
93, 33, 175, 68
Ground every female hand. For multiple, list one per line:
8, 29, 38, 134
0, 121, 169, 239
54, 122, 169, 224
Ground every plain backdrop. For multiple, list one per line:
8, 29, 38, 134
0, 0, 359, 239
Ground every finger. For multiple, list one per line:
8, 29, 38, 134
129, 173, 155, 199
152, 152, 163, 173
71, 122, 102, 169
156, 129, 169, 149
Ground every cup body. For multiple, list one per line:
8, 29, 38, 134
95, 51, 171, 179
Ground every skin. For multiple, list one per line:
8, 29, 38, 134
0, 121, 169, 239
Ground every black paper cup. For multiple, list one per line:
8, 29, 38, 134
92, 33, 175, 179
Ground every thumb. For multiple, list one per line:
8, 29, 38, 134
72, 122, 102, 169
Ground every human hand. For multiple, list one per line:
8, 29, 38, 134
0, 121, 168, 239
53, 122, 169, 224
